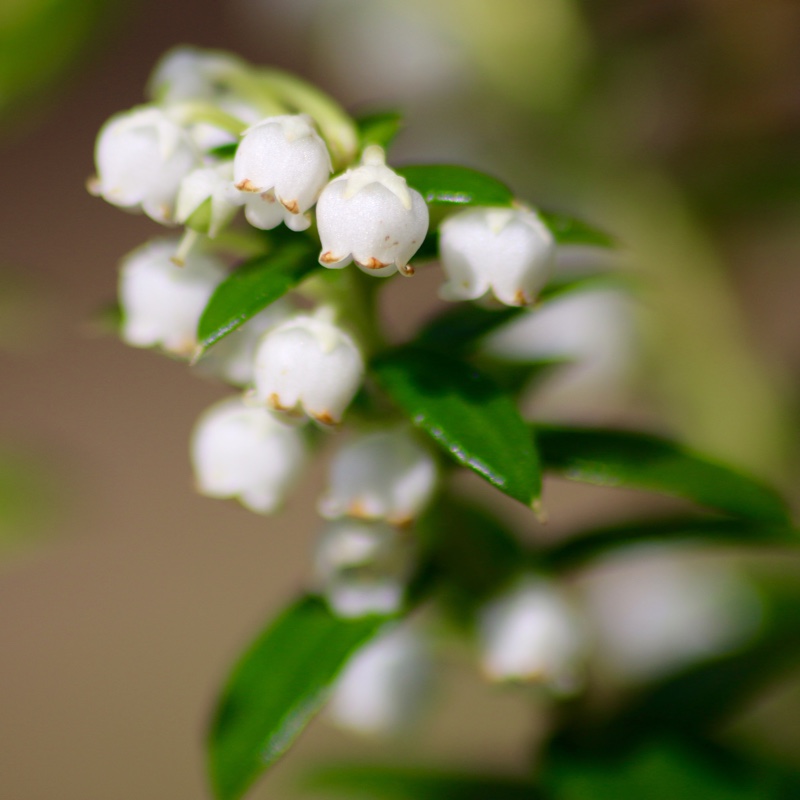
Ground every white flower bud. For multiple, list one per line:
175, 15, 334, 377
314, 519, 411, 618
328, 625, 430, 736
439, 207, 555, 306
252, 314, 364, 425
196, 300, 292, 387
119, 239, 226, 357
317, 146, 429, 277
176, 161, 244, 237
92, 106, 200, 224
234, 115, 332, 230
478, 576, 586, 695
147, 46, 244, 105
190, 397, 306, 514
319, 428, 438, 525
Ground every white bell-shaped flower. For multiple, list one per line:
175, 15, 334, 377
252, 313, 364, 425
328, 625, 430, 736
92, 106, 200, 224
196, 299, 292, 387
439, 207, 555, 306
191, 397, 307, 514
319, 428, 438, 525
316, 145, 429, 277
119, 238, 226, 357
147, 46, 244, 105
234, 114, 332, 231
314, 519, 411, 618
478, 576, 586, 695
176, 161, 244, 237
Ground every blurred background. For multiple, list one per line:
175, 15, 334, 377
1, 0, 800, 797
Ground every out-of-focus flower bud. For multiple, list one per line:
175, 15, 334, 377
252, 314, 364, 426
439, 207, 555, 306
478, 576, 586, 695
314, 519, 411, 618
234, 115, 332, 231
190, 397, 306, 514
319, 428, 437, 525
176, 161, 244, 237
91, 107, 200, 224
316, 145, 428, 277
119, 239, 226, 357
147, 46, 244, 105
328, 625, 430, 736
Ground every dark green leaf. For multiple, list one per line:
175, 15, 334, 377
541, 516, 799, 573
197, 237, 316, 352
208, 142, 239, 159
537, 425, 791, 524
538, 210, 615, 248
356, 110, 403, 150
208, 596, 386, 800
372, 347, 541, 505
304, 764, 545, 800
397, 165, 515, 207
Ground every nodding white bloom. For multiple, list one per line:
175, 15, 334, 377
328, 625, 430, 736
478, 576, 586, 695
314, 519, 411, 618
176, 161, 244, 237
317, 145, 429, 277
252, 313, 364, 426
119, 239, 226, 357
92, 106, 200, 224
196, 300, 292, 387
579, 547, 761, 683
319, 428, 438, 525
147, 46, 244, 105
234, 115, 332, 232
190, 397, 306, 514
439, 207, 555, 306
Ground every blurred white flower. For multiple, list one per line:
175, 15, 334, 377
190, 397, 306, 514
439, 207, 555, 306
328, 625, 430, 736
478, 575, 586, 695
234, 114, 332, 231
119, 239, 226, 357
252, 313, 364, 426
319, 428, 438, 524
314, 519, 411, 618
92, 106, 200, 224
147, 46, 245, 105
317, 145, 429, 276
176, 161, 244, 237
578, 547, 762, 683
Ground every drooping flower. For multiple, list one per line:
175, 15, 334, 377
318, 427, 438, 525
175, 161, 244, 237
438, 206, 555, 306
234, 114, 332, 231
118, 238, 226, 357
91, 106, 200, 224
478, 575, 586, 695
316, 145, 429, 277
251, 313, 364, 426
190, 397, 306, 514
314, 519, 411, 618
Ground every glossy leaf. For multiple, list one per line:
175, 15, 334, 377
397, 165, 515, 207
356, 110, 403, 150
372, 347, 541, 505
537, 425, 791, 524
541, 516, 799, 573
208, 596, 386, 800
196, 237, 316, 352
304, 764, 545, 800
538, 210, 615, 248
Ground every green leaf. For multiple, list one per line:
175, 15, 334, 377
208, 142, 239, 159
208, 596, 387, 800
303, 764, 545, 800
538, 210, 615, 248
356, 110, 403, 150
372, 347, 542, 505
541, 516, 799, 573
197, 237, 316, 352
397, 165, 515, 207
537, 425, 791, 524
